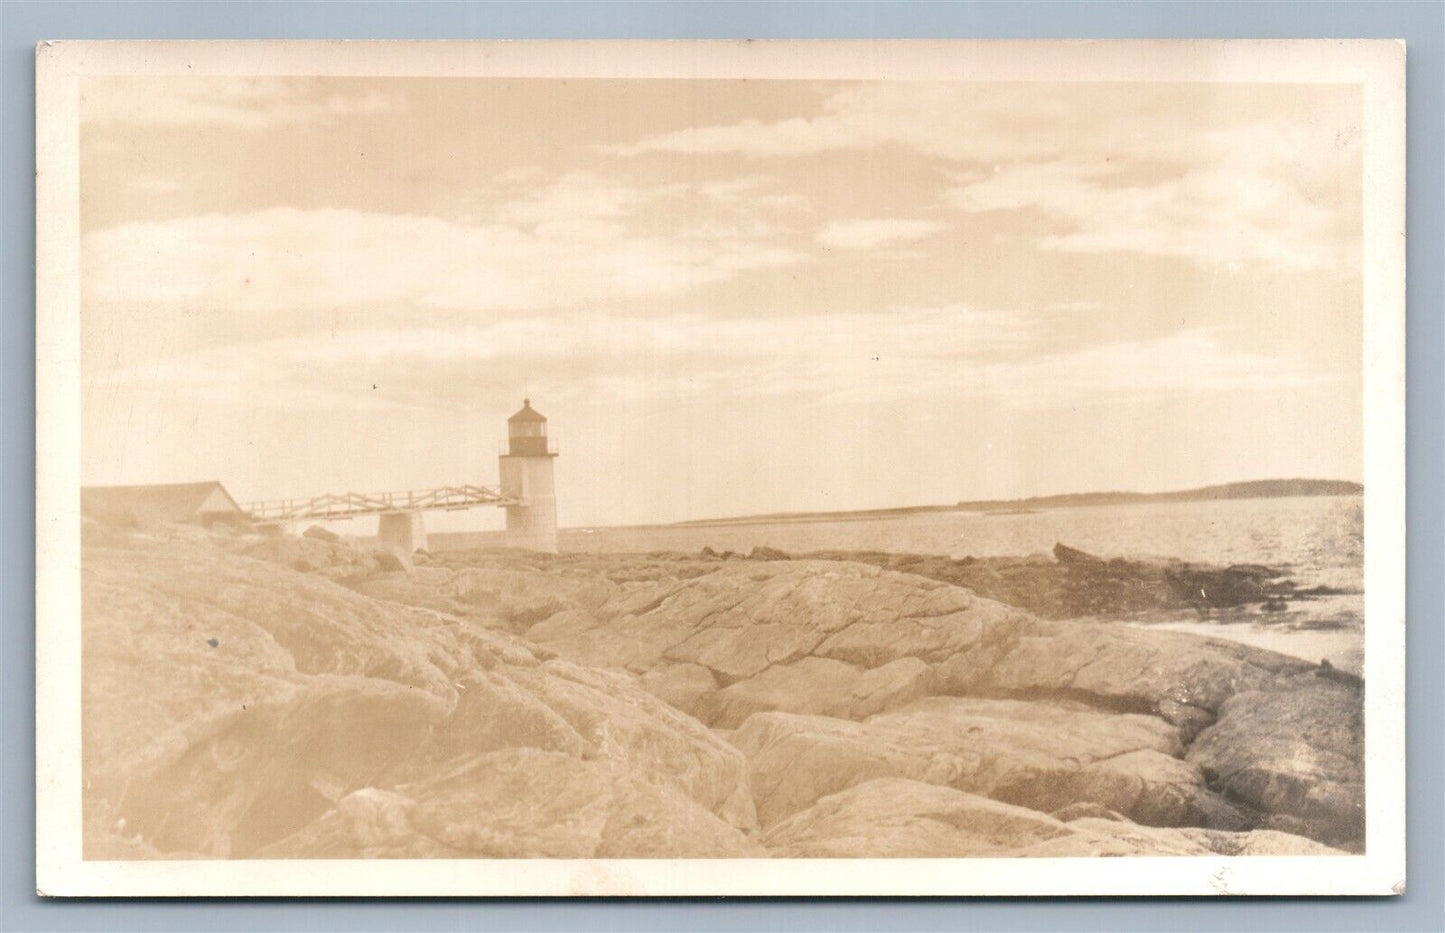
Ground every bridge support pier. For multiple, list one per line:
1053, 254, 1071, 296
377, 510, 427, 555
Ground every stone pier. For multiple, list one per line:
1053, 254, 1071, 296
377, 510, 427, 555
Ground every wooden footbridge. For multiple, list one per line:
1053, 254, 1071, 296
241, 399, 561, 554
244, 484, 525, 555
244, 484, 518, 523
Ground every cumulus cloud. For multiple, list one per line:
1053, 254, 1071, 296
816, 218, 949, 250
496, 171, 690, 226
81, 77, 406, 128
84, 207, 805, 322
82, 167, 816, 322
605, 82, 1361, 272
950, 159, 1346, 271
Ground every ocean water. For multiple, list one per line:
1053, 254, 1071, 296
439, 495, 1366, 671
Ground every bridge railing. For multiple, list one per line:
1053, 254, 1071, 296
246, 484, 517, 522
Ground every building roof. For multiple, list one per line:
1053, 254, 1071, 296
81, 481, 245, 525
508, 398, 547, 423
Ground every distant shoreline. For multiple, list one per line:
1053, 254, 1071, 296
664, 479, 1363, 530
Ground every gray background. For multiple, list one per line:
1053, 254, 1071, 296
2, 2, 1440, 930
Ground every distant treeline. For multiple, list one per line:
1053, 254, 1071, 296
952, 479, 1364, 512
673, 479, 1362, 528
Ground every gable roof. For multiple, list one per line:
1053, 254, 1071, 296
81, 481, 244, 524
508, 398, 547, 423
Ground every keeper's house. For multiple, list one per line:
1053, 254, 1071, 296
81, 481, 247, 527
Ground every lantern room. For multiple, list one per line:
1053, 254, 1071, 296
506, 398, 556, 457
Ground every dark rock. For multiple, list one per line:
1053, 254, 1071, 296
748, 546, 790, 561
1316, 659, 1365, 689
302, 525, 342, 543
1053, 542, 1104, 565
797, 547, 1302, 619
1187, 678, 1364, 849
1156, 699, 1216, 745
1049, 802, 1129, 823
371, 550, 411, 573
1226, 563, 1281, 580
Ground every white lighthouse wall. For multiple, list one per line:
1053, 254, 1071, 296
498, 455, 557, 552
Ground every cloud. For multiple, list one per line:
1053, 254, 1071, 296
91, 297, 1331, 423
978, 330, 1337, 409
83, 206, 805, 320
948, 155, 1348, 272
81, 77, 406, 128
816, 218, 949, 250
82, 167, 817, 323
495, 171, 689, 226
599, 83, 1159, 161
697, 176, 809, 210
88, 303, 1037, 411
605, 82, 1360, 271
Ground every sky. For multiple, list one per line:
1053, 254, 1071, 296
79, 76, 1363, 529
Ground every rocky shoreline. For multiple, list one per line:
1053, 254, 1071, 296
706, 542, 1354, 621
80, 521, 1364, 859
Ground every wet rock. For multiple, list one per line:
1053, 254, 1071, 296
748, 546, 790, 561
799, 546, 1329, 619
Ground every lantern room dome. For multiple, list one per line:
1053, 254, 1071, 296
508, 398, 547, 423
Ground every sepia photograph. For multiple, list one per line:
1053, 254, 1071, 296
34, 39, 1406, 897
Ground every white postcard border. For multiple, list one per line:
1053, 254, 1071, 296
35, 38, 1407, 897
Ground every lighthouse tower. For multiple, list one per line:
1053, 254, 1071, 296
498, 399, 559, 553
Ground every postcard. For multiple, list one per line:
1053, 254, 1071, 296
35, 39, 1406, 896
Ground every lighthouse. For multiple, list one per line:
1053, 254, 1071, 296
498, 398, 559, 553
